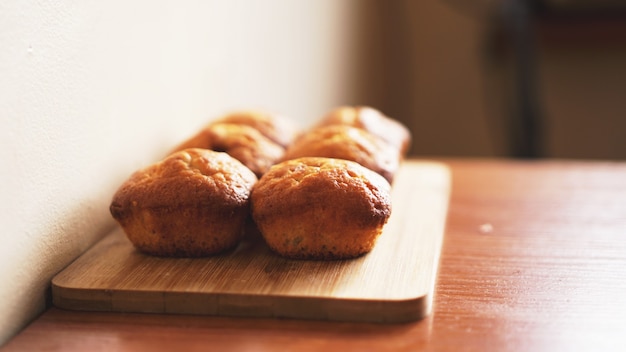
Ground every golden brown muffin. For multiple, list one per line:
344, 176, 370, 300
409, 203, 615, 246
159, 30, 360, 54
282, 125, 399, 184
316, 106, 411, 157
211, 110, 299, 148
251, 157, 392, 260
172, 123, 285, 178
110, 148, 258, 257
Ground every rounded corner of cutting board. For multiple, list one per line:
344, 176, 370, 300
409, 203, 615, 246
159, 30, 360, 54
338, 294, 434, 323
51, 278, 112, 312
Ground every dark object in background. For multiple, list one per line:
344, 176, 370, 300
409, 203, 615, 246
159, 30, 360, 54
481, 0, 626, 158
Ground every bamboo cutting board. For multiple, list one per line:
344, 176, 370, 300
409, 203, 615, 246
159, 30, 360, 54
52, 161, 450, 323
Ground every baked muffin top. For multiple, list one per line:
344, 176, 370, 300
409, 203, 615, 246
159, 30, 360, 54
111, 148, 257, 213
172, 123, 285, 177
251, 157, 391, 228
316, 106, 411, 155
211, 110, 298, 148
282, 125, 399, 183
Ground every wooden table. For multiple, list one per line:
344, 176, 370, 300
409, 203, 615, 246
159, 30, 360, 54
5, 159, 626, 351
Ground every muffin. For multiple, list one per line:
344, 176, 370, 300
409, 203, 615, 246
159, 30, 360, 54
251, 157, 392, 260
171, 123, 285, 178
109, 148, 258, 257
282, 125, 399, 184
316, 106, 411, 157
210, 110, 298, 148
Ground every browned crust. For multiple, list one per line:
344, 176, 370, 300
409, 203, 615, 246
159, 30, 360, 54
316, 106, 411, 156
282, 125, 399, 184
110, 149, 258, 257
211, 110, 299, 148
251, 157, 392, 260
171, 123, 285, 178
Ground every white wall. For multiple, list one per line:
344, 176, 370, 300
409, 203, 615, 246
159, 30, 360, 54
0, 0, 360, 344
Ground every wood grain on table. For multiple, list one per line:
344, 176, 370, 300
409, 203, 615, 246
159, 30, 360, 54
5, 159, 626, 351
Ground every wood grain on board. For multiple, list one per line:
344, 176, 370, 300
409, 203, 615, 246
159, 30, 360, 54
52, 161, 451, 323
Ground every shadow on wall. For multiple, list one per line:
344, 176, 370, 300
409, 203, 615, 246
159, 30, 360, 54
353, 0, 626, 160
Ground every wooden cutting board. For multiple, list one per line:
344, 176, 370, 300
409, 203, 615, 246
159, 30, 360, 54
52, 160, 450, 323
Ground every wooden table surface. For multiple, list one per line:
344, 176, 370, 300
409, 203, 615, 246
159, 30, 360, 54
5, 159, 626, 351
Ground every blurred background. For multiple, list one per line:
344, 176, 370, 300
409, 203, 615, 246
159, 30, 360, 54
352, 0, 626, 159
1, 0, 626, 345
